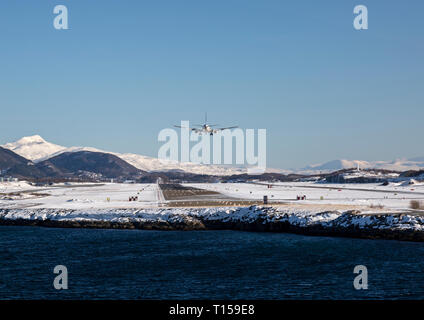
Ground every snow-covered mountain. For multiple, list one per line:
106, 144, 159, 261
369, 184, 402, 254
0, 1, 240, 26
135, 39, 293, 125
303, 160, 367, 171
1, 136, 246, 176
2, 135, 66, 162
300, 158, 424, 173
3, 135, 424, 176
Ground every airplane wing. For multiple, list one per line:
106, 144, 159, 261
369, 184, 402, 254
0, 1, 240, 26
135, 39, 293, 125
174, 125, 200, 131
216, 126, 238, 130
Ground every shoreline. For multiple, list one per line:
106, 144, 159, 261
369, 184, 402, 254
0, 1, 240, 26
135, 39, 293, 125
1, 206, 424, 242
1, 216, 424, 242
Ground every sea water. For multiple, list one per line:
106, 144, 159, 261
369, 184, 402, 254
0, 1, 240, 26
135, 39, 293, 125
0, 226, 423, 299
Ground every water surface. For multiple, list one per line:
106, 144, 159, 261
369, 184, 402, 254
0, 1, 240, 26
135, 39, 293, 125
1, 226, 423, 299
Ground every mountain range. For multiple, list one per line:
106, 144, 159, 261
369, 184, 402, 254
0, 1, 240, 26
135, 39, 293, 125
300, 158, 424, 173
2, 135, 245, 176
1, 135, 424, 180
0, 146, 144, 181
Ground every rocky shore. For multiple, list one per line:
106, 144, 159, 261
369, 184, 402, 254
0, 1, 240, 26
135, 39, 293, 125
1, 206, 424, 242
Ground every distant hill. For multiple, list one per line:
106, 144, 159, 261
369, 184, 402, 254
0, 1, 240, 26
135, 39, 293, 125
0, 146, 30, 169
300, 158, 424, 174
37, 151, 144, 179
303, 160, 366, 171
0, 146, 145, 181
0, 147, 50, 179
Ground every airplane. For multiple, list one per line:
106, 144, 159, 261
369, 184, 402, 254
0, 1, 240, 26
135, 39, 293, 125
174, 113, 238, 136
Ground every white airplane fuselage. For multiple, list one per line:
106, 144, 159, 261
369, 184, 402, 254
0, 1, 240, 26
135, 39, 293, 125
194, 124, 214, 135
174, 114, 237, 136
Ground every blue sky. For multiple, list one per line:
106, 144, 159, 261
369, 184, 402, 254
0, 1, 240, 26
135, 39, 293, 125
0, 0, 423, 169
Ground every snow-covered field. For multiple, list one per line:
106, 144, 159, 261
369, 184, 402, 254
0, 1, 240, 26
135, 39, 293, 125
1, 181, 424, 212
0, 182, 160, 209
186, 182, 424, 212
2, 181, 424, 239
0, 181, 37, 194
